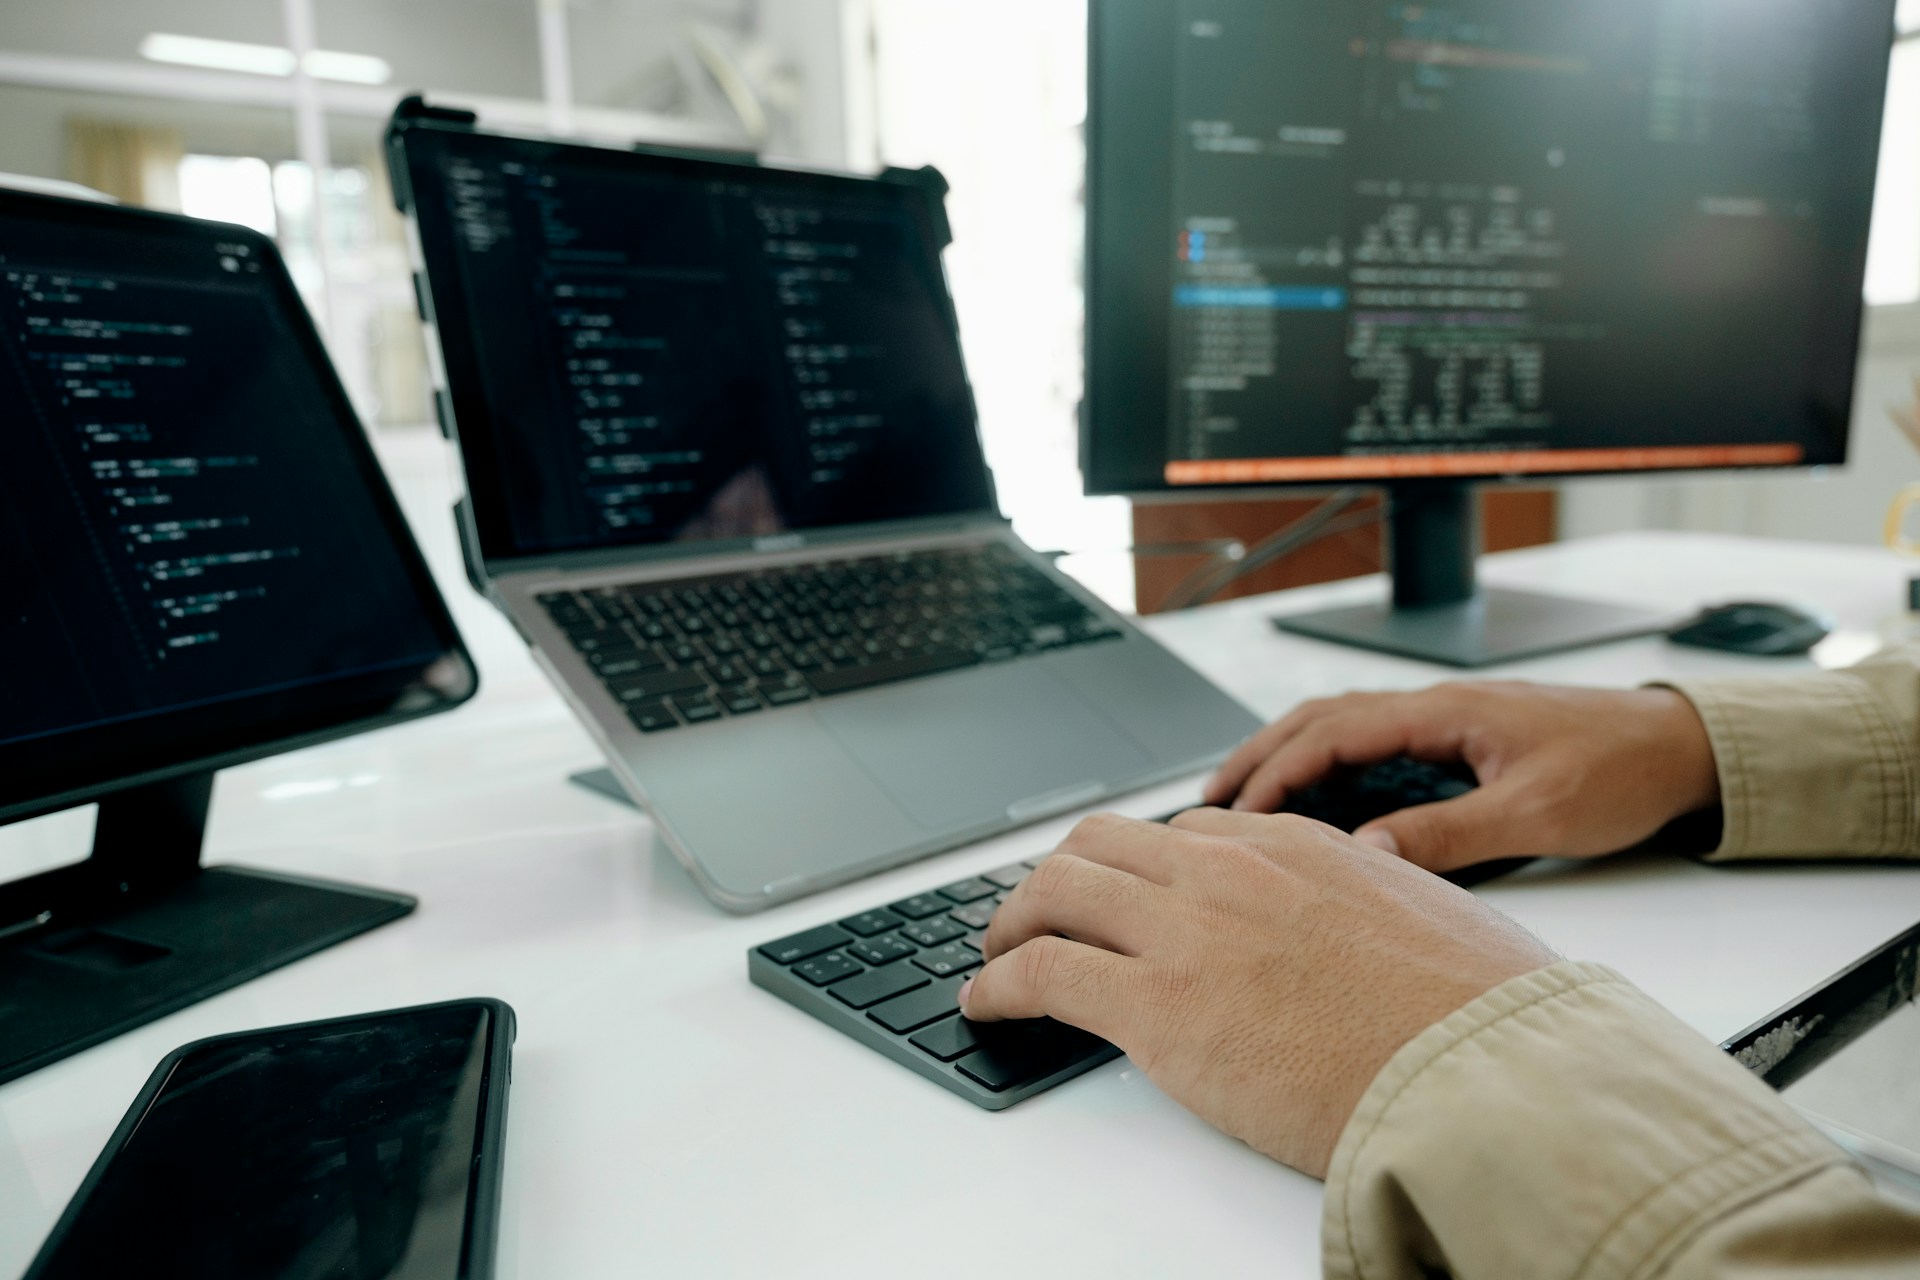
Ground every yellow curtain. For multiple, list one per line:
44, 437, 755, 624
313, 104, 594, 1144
64, 118, 184, 210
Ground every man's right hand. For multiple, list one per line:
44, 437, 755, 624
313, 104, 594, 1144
1203, 682, 1722, 873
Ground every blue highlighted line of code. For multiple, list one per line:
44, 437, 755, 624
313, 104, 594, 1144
1173, 285, 1348, 310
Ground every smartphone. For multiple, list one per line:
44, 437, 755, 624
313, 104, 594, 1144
26, 998, 515, 1279
1723, 921, 1920, 1198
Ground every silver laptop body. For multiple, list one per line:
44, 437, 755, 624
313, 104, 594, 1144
388, 108, 1260, 912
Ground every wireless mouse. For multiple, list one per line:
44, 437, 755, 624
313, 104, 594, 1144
1668, 602, 1830, 657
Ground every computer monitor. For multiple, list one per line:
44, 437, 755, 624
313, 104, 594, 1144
1085, 0, 1897, 665
0, 188, 477, 1084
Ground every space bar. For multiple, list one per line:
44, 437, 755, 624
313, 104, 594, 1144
806, 647, 980, 697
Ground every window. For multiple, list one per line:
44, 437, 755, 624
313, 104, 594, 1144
1866, 35, 1920, 306
869, 0, 1135, 608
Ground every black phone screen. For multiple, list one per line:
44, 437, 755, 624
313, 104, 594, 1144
30, 1003, 502, 1279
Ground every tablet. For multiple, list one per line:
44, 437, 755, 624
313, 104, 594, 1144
1723, 920, 1920, 1196
25, 1000, 515, 1278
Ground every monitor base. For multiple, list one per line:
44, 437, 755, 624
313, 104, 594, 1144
0, 864, 412, 1086
1273, 586, 1673, 668
569, 767, 639, 809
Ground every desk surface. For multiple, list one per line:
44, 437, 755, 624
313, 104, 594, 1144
6, 437, 1920, 1277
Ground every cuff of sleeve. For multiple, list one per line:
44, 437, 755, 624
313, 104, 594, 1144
1322, 961, 1850, 1280
1659, 673, 1916, 860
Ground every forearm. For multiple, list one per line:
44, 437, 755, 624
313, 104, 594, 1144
1663, 642, 1920, 861
1322, 963, 1920, 1279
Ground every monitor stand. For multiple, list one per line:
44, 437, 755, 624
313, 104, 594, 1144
0, 772, 414, 1086
1271, 481, 1674, 668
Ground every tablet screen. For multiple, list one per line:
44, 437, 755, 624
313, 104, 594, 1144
30, 1004, 498, 1278
0, 192, 473, 817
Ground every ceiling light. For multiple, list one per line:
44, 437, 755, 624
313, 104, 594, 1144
141, 33, 295, 77
299, 49, 391, 85
139, 33, 392, 86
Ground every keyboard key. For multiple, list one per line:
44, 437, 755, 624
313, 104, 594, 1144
888, 894, 950, 920
806, 646, 979, 697
627, 699, 678, 734
830, 964, 929, 1010
765, 685, 811, 707
674, 694, 723, 723
608, 667, 709, 703
868, 975, 966, 1034
848, 933, 916, 966
909, 1015, 983, 1062
937, 878, 997, 904
949, 902, 995, 930
955, 1021, 1101, 1092
913, 942, 982, 978
594, 655, 659, 679
759, 925, 853, 965
573, 632, 638, 656
723, 692, 762, 714
793, 953, 862, 986
983, 863, 1031, 890
901, 916, 967, 947
839, 910, 905, 937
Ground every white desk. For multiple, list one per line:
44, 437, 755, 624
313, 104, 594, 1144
7, 441, 1920, 1277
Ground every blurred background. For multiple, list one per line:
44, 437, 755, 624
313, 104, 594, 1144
1, 0, 1916, 612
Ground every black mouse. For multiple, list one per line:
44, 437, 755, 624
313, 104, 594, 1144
1278, 756, 1532, 888
1668, 602, 1829, 657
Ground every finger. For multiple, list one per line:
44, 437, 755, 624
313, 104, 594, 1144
1352, 781, 1543, 872
959, 934, 1131, 1040
1203, 694, 1375, 805
981, 852, 1165, 962
1170, 806, 1334, 842
1230, 703, 1469, 813
1051, 811, 1187, 885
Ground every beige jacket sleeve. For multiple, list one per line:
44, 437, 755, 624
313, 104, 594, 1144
1663, 642, 1920, 860
1322, 963, 1920, 1279
1323, 648, 1920, 1277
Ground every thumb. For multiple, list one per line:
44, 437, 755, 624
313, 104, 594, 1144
1353, 783, 1539, 873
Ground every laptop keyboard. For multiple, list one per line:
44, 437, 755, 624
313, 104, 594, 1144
537, 543, 1123, 734
749, 856, 1120, 1110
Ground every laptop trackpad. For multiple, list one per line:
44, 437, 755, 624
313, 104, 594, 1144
814, 663, 1154, 830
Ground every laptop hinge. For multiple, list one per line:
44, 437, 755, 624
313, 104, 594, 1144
480, 513, 1012, 586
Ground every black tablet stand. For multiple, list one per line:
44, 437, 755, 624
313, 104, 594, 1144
0, 771, 413, 1086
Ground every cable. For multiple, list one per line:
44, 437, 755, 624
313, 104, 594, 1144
1156, 489, 1384, 611
1192, 507, 1384, 608
1038, 539, 1248, 562
1158, 490, 1362, 610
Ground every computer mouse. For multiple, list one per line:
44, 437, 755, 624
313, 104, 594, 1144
1279, 756, 1533, 888
1668, 602, 1830, 657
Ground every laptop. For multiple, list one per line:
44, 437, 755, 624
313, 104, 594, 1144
385, 104, 1261, 913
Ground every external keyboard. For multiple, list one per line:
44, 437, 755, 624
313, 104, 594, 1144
539, 543, 1122, 735
750, 856, 1119, 1110
751, 758, 1526, 1111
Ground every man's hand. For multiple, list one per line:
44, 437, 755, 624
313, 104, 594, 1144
960, 810, 1558, 1178
1202, 683, 1722, 872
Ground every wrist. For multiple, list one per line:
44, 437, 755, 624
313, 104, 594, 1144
1642, 687, 1721, 817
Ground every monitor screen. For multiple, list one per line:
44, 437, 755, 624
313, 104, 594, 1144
394, 126, 996, 562
1085, 0, 1894, 493
0, 193, 473, 818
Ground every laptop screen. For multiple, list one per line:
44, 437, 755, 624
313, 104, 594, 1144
395, 126, 997, 563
